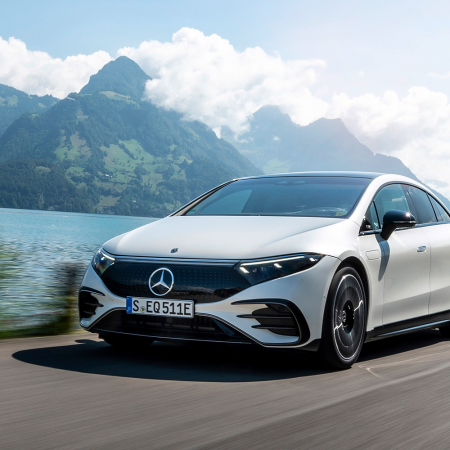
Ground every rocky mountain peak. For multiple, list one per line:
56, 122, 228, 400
79, 56, 151, 99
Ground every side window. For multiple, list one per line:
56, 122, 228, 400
369, 202, 380, 230
362, 202, 380, 231
374, 184, 411, 228
406, 186, 437, 224
429, 195, 450, 222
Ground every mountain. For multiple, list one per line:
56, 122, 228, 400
1, 60, 447, 216
0, 57, 261, 216
222, 105, 450, 207
0, 84, 58, 138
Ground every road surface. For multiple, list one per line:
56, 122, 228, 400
2, 330, 450, 449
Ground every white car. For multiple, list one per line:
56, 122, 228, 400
79, 172, 450, 369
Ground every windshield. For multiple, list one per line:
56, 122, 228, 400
184, 176, 371, 218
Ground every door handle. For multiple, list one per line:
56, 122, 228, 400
417, 246, 427, 253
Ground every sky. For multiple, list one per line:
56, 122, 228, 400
1, 0, 450, 194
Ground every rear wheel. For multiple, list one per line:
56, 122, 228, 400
101, 334, 154, 349
320, 266, 366, 370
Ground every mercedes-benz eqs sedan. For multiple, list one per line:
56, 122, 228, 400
79, 172, 450, 369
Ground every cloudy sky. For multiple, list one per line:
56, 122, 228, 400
1, 0, 450, 195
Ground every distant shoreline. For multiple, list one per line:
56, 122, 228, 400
0, 207, 159, 221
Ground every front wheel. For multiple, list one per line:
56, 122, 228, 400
320, 266, 366, 370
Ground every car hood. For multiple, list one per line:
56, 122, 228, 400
103, 215, 357, 260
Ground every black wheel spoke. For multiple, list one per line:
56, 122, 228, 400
332, 274, 365, 361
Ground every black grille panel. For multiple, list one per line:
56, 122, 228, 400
92, 310, 251, 344
239, 304, 300, 337
79, 290, 104, 319
101, 262, 250, 303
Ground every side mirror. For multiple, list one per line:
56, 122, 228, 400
381, 209, 416, 240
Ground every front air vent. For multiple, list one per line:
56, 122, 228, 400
238, 303, 300, 337
78, 289, 104, 319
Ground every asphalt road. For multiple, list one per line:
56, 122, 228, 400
2, 330, 450, 450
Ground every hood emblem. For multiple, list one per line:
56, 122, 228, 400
149, 268, 174, 296
171, 248, 178, 253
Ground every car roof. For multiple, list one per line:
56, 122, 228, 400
240, 171, 383, 180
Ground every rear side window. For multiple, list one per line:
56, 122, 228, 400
374, 184, 411, 227
429, 196, 450, 222
405, 186, 437, 224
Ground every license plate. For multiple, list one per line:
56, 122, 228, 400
126, 297, 194, 318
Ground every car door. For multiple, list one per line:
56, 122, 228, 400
358, 201, 385, 329
373, 184, 431, 324
420, 194, 450, 314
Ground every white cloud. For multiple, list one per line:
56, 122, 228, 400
118, 28, 328, 134
0, 37, 111, 98
327, 87, 450, 197
2, 29, 450, 197
117, 28, 450, 197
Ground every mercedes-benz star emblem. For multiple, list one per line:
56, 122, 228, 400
149, 268, 174, 296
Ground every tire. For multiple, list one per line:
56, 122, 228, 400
439, 325, 450, 338
101, 334, 154, 349
320, 266, 367, 370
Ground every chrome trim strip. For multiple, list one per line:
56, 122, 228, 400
101, 249, 238, 267
114, 258, 236, 267
103, 250, 326, 267
379, 320, 450, 337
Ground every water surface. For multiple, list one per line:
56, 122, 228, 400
0, 208, 157, 329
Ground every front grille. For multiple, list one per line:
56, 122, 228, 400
101, 261, 250, 303
238, 303, 300, 337
92, 310, 252, 344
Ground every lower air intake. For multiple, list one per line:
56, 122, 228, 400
79, 290, 104, 319
92, 310, 252, 344
239, 303, 300, 337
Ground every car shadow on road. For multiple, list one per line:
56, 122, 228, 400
12, 339, 325, 382
12, 329, 446, 382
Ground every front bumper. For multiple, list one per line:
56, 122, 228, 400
79, 255, 339, 349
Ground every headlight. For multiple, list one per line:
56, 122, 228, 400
235, 253, 323, 286
92, 248, 115, 277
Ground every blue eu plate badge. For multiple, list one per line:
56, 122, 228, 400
126, 296, 133, 313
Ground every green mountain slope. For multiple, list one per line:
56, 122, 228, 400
223, 105, 450, 207
0, 84, 58, 138
0, 57, 261, 216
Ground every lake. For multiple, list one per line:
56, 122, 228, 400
0, 208, 157, 330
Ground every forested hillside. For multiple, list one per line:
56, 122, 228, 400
0, 84, 58, 137
1, 58, 448, 216
0, 57, 260, 216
